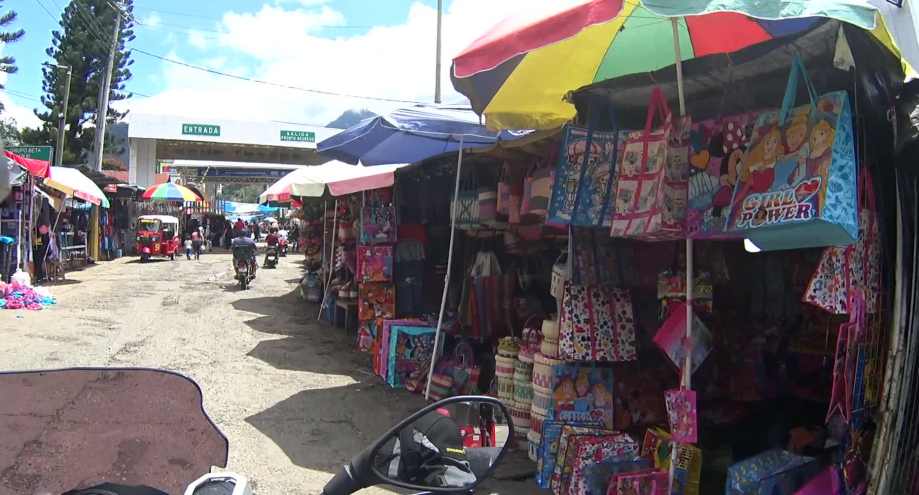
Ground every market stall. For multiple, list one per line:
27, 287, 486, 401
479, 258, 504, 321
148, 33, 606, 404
435, 1, 909, 493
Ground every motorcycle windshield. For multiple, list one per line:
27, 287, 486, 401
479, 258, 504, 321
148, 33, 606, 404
0, 368, 229, 495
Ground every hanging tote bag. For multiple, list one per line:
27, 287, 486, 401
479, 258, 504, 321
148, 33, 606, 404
803, 168, 880, 314
558, 281, 637, 362
687, 79, 765, 239
452, 171, 482, 230
547, 102, 621, 227
497, 162, 512, 216
478, 183, 499, 225
360, 189, 398, 243
522, 158, 555, 217
726, 54, 857, 250
610, 87, 690, 239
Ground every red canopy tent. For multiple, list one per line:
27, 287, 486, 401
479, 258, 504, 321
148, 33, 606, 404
4, 150, 51, 178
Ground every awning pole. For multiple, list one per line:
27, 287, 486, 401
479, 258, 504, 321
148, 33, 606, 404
317, 199, 338, 323
670, 16, 692, 494
426, 135, 465, 400
322, 200, 327, 267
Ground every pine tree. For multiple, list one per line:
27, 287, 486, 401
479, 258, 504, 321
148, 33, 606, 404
25, 0, 135, 165
0, 0, 25, 115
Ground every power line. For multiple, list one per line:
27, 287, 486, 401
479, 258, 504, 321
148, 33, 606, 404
131, 48, 427, 104
135, 20, 220, 42
33, 0, 60, 24
0, 89, 42, 103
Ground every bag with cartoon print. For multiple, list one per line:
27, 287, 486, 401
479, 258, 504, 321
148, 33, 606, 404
558, 281, 637, 362
610, 86, 691, 240
548, 102, 622, 227
725, 54, 857, 250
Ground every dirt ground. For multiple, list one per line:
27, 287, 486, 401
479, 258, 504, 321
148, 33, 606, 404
0, 251, 541, 495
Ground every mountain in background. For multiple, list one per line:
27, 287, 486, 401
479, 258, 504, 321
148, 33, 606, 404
327, 109, 376, 129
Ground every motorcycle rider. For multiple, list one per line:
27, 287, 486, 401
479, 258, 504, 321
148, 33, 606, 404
231, 230, 258, 278
277, 225, 289, 255
264, 228, 280, 266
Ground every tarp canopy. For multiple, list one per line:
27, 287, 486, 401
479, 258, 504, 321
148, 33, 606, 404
259, 161, 407, 204
316, 104, 530, 166
43, 167, 110, 208
4, 150, 50, 178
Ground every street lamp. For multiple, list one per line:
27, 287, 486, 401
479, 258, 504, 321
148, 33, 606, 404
42, 62, 72, 167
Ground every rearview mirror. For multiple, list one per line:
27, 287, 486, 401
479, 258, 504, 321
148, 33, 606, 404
322, 396, 514, 495
369, 397, 513, 492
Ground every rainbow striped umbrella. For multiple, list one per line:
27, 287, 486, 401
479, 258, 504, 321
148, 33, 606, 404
141, 182, 202, 202
452, 0, 906, 131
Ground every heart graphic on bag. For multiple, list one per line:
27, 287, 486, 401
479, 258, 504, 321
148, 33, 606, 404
795, 178, 821, 203
690, 150, 710, 170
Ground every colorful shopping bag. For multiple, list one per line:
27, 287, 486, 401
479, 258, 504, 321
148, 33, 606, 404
725, 448, 820, 495
686, 110, 762, 239
357, 318, 383, 353
536, 421, 604, 488
452, 171, 482, 229
547, 365, 614, 430
640, 428, 702, 495
726, 55, 857, 250
360, 206, 397, 243
359, 282, 395, 320
387, 324, 443, 388
357, 245, 393, 283
548, 102, 621, 227
522, 158, 556, 217
610, 87, 690, 239
559, 282, 637, 362
803, 168, 880, 314
610, 471, 669, 495
664, 388, 698, 444
551, 428, 624, 495
567, 434, 641, 495
653, 303, 713, 375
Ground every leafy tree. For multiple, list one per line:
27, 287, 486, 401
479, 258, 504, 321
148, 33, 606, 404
31, 0, 135, 165
0, 0, 25, 115
221, 184, 266, 204
0, 117, 20, 144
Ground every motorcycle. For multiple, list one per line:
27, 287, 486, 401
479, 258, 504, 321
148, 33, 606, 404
0, 368, 513, 495
279, 240, 288, 257
264, 246, 279, 269
233, 246, 256, 289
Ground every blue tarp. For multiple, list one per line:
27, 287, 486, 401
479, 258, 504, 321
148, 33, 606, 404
317, 104, 531, 166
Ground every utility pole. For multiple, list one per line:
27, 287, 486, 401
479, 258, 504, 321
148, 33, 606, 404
434, 0, 442, 103
92, 1, 122, 172
44, 63, 72, 167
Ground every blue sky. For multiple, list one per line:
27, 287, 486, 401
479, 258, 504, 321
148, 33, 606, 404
2, 0, 523, 128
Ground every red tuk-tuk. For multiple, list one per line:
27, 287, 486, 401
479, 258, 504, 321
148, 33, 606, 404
136, 215, 180, 262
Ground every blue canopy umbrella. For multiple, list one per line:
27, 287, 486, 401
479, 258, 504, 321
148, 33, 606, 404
317, 104, 530, 166
319, 103, 531, 399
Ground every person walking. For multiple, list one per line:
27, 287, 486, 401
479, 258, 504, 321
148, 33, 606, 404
184, 235, 193, 260
190, 229, 203, 260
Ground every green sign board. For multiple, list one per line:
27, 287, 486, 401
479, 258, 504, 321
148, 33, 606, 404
6, 145, 53, 162
182, 123, 221, 137
280, 130, 316, 143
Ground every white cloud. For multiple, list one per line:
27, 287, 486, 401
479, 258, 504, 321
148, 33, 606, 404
275, 0, 333, 5
0, 44, 42, 130
186, 30, 211, 50
142, 12, 162, 29
125, 0, 529, 127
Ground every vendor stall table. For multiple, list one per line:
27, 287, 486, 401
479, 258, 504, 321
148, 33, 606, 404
334, 298, 358, 333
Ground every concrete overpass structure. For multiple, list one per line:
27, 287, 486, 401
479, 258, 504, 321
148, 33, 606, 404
127, 114, 341, 188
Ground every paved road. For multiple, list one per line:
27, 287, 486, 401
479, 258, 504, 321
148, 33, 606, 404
0, 252, 538, 495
